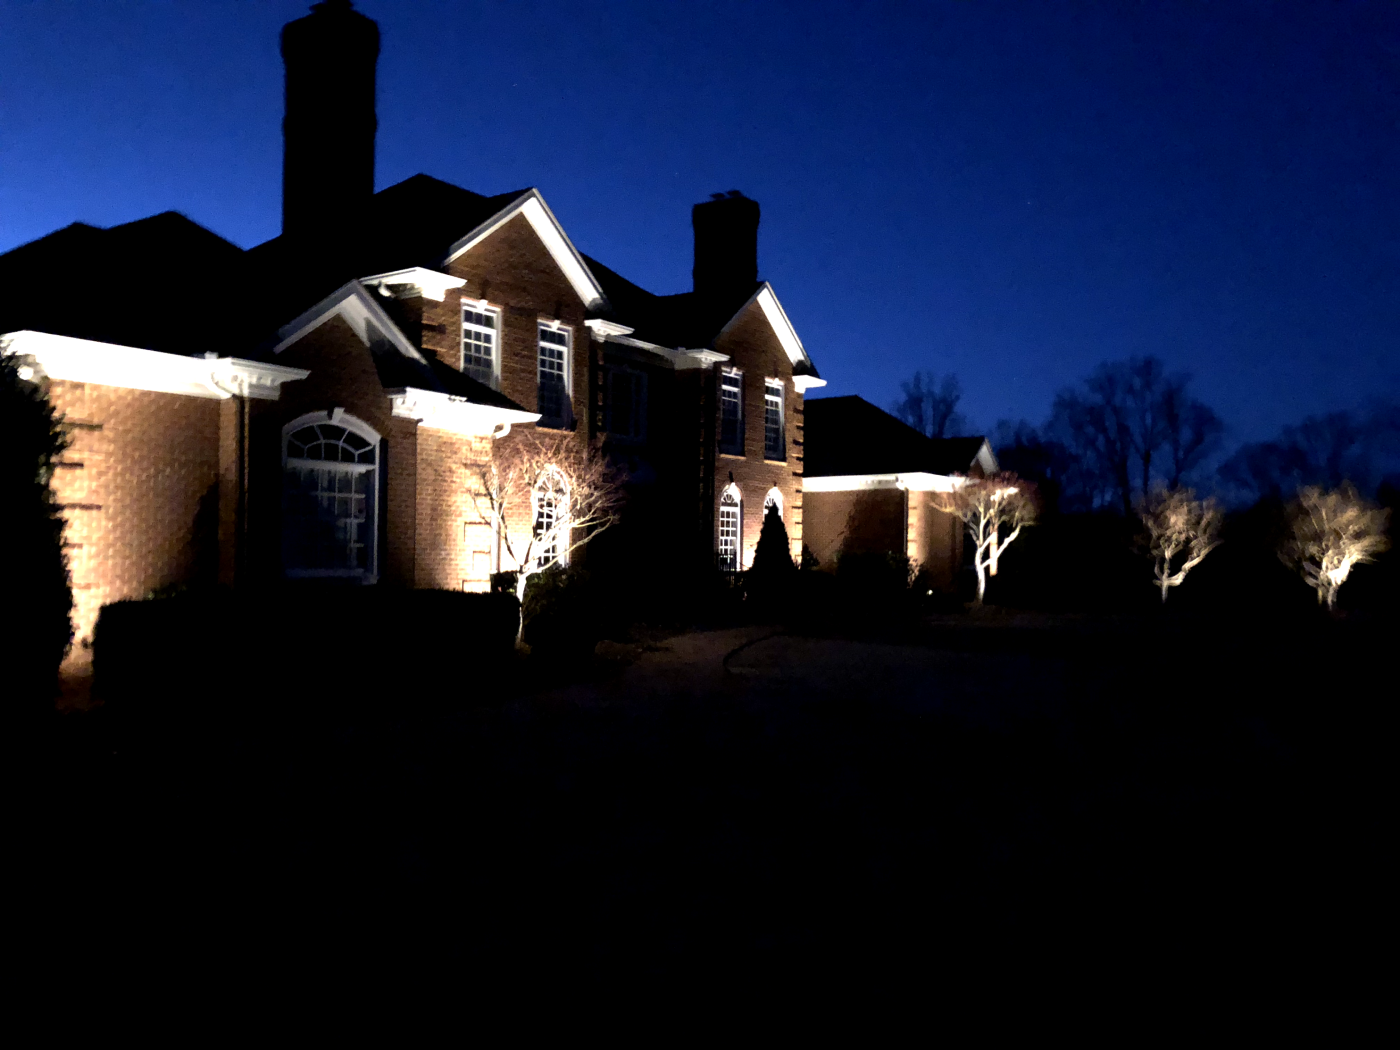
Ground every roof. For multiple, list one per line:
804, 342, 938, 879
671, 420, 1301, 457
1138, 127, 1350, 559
0, 212, 245, 356
804, 396, 990, 477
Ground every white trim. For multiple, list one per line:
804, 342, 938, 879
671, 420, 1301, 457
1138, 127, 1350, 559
792, 375, 827, 393
1, 330, 308, 401
763, 486, 784, 519
717, 283, 816, 374
360, 267, 466, 302
442, 191, 608, 311
802, 472, 967, 494
281, 409, 382, 584
460, 299, 502, 388
389, 387, 540, 437
584, 319, 634, 341
974, 439, 999, 475
272, 281, 429, 364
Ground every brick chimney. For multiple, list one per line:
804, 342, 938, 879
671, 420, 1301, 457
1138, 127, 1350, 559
692, 191, 760, 300
280, 0, 380, 238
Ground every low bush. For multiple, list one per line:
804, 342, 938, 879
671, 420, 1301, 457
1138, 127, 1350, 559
94, 586, 520, 725
522, 565, 609, 659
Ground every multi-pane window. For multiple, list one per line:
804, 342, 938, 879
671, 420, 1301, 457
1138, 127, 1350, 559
538, 324, 571, 425
720, 369, 744, 455
282, 420, 378, 577
718, 489, 741, 571
605, 367, 647, 442
461, 304, 498, 387
764, 379, 785, 460
533, 468, 568, 568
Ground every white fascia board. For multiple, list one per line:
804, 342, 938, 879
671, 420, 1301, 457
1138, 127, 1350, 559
1, 330, 308, 401
273, 281, 428, 364
803, 471, 964, 493
595, 331, 730, 371
584, 319, 635, 340
441, 190, 609, 312
389, 387, 541, 437
717, 283, 815, 374
360, 267, 466, 302
792, 375, 827, 392
975, 439, 999, 474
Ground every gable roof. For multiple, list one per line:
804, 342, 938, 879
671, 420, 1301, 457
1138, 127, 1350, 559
0, 212, 245, 356
271, 280, 529, 413
804, 396, 993, 478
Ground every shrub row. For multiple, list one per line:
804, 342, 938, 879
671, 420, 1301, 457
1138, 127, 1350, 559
94, 586, 520, 724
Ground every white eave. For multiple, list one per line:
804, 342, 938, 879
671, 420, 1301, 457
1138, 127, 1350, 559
974, 439, 999, 475
802, 472, 967, 493
442, 190, 609, 312
1, 330, 307, 400
360, 267, 466, 302
273, 280, 429, 364
717, 282, 824, 387
388, 387, 540, 437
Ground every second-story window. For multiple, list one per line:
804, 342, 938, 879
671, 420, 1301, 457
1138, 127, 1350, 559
605, 367, 647, 442
461, 303, 499, 388
538, 323, 571, 426
764, 379, 785, 460
720, 368, 744, 455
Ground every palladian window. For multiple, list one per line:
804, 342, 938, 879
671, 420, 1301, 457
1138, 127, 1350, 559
282, 412, 380, 580
718, 484, 742, 571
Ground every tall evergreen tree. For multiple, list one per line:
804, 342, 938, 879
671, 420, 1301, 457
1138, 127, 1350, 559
0, 353, 73, 713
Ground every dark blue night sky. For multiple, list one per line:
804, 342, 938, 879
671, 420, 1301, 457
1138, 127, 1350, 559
2, 1, 1396, 444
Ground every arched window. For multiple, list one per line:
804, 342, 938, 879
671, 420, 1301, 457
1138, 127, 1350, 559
282, 411, 381, 580
763, 487, 783, 522
532, 466, 570, 569
718, 483, 742, 571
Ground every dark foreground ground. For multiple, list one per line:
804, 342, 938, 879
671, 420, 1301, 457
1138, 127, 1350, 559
25, 610, 1391, 998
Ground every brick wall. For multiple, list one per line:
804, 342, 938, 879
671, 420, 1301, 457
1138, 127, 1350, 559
46, 380, 221, 665
711, 299, 804, 567
414, 427, 494, 590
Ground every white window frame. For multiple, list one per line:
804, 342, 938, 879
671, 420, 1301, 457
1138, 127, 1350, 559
718, 482, 742, 571
532, 465, 570, 569
537, 320, 573, 427
720, 367, 744, 456
764, 377, 785, 461
281, 409, 382, 582
763, 487, 783, 522
461, 298, 501, 389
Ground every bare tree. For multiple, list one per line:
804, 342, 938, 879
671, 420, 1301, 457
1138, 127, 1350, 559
934, 472, 1038, 605
468, 431, 626, 640
1280, 483, 1390, 610
1049, 357, 1221, 514
893, 371, 966, 439
1138, 487, 1223, 603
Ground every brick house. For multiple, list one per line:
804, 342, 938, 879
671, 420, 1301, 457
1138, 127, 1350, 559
802, 395, 997, 590
0, 0, 827, 667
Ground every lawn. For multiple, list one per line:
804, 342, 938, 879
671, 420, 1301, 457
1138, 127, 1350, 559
31, 609, 1387, 991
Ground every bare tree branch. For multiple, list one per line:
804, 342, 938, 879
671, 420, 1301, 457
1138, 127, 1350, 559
1280, 483, 1390, 610
934, 472, 1039, 605
1138, 487, 1223, 603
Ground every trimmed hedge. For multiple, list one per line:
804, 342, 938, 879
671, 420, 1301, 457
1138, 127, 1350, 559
94, 587, 520, 723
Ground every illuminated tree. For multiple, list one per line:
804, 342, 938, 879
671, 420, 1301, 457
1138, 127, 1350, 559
934, 473, 1038, 604
468, 431, 625, 640
1138, 487, 1222, 603
1280, 483, 1390, 610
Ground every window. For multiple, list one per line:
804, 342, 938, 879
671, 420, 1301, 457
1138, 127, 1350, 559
532, 467, 569, 568
764, 379, 785, 460
538, 324, 571, 425
282, 412, 380, 579
720, 368, 744, 455
461, 303, 499, 387
763, 487, 783, 522
718, 485, 741, 571
605, 367, 647, 442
